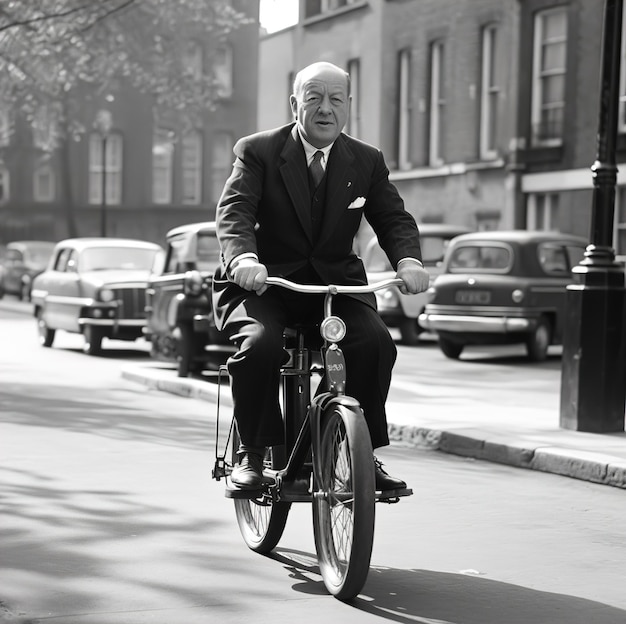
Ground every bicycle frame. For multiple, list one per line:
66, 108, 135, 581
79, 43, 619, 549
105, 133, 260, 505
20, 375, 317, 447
214, 276, 405, 502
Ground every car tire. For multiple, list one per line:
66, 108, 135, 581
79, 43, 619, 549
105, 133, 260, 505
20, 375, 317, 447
398, 317, 422, 346
525, 317, 551, 362
37, 310, 55, 347
438, 335, 464, 360
83, 326, 104, 356
176, 322, 200, 377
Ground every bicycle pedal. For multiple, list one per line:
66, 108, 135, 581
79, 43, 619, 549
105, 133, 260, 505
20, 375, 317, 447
376, 487, 413, 503
224, 483, 266, 499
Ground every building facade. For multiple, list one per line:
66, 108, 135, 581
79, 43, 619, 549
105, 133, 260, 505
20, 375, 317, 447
259, 0, 626, 256
0, 1, 259, 247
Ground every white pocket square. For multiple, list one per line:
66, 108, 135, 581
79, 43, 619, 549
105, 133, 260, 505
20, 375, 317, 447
347, 196, 366, 209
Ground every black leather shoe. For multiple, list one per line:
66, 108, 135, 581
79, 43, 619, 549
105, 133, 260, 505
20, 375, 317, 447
374, 456, 407, 491
231, 452, 264, 489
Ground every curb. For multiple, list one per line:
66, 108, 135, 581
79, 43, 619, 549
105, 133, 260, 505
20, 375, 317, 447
122, 366, 626, 490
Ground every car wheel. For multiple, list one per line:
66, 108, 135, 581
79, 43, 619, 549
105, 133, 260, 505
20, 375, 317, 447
37, 310, 55, 347
526, 318, 551, 362
398, 317, 422, 346
177, 323, 200, 377
83, 326, 104, 356
438, 336, 464, 360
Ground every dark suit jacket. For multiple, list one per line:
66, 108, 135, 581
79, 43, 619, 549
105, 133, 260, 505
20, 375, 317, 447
213, 123, 422, 328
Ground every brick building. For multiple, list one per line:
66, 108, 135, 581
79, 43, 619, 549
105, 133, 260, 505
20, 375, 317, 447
259, 0, 626, 256
0, 1, 259, 246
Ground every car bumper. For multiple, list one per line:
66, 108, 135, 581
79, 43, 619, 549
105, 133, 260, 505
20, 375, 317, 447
418, 313, 532, 334
79, 318, 146, 327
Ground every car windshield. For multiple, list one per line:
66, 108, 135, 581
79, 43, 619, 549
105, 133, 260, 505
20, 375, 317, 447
80, 247, 158, 271
22, 246, 54, 265
365, 234, 457, 271
448, 245, 512, 272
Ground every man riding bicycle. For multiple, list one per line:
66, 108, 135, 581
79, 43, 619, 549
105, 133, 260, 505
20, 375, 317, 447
212, 61, 429, 490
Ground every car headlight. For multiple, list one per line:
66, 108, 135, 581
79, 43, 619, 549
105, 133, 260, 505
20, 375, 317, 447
184, 270, 204, 297
511, 289, 525, 303
99, 288, 115, 302
320, 316, 346, 343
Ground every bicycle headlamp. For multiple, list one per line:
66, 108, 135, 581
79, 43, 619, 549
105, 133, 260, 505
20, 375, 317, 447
320, 316, 346, 343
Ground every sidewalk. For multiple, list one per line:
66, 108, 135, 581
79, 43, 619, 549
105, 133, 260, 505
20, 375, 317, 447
121, 360, 626, 491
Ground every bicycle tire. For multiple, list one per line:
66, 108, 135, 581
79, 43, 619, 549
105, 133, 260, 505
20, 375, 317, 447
312, 403, 375, 600
232, 429, 291, 553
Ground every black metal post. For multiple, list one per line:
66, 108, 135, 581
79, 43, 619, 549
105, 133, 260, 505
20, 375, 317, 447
559, 0, 626, 432
100, 135, 107, 238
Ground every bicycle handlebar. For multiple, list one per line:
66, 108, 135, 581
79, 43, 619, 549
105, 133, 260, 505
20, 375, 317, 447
264, 276, 404, 294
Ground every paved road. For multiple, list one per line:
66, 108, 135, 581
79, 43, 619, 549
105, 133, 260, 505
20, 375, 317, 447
1, 304, 626, 623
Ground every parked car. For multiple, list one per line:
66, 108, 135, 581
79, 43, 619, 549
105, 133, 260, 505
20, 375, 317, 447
145, 222, 234, 377
0, 240, 56, 301
31, 238, 163, 355
362, 223, 472, 344
418, 230, 587, 361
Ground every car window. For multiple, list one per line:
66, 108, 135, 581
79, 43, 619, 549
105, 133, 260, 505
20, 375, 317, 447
80, 247, 158, 271
538, 243, 569, 275
23, 246, 53, 265
196, 232, 221, 272
448, 245, 511, 272
164, 238, 187, 274
421, 236, 456, 267
5, 249, 23, 264
53, 248, 72, 271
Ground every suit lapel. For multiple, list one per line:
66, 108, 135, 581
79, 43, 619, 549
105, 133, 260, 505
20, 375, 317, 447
280, 126, 313, 242
317, 135, 356, 247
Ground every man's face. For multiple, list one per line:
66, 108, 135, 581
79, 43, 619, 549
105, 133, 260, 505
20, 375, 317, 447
290, 66, 350, 148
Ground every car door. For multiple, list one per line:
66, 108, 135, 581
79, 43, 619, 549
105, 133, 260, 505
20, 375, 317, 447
43, 247, 82, 331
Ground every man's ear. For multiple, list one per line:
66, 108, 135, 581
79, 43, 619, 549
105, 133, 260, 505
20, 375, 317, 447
289, 94, 298, 119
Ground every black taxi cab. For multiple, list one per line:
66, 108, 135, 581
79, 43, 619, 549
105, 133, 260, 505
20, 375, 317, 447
419, 230, 587, 361
144, 221, 234, 377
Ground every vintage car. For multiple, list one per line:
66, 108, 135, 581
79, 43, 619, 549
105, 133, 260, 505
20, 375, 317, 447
0, 240, 56, 301
31, 238, 163, 355
144, 221, 234, 377
362, 223, 471, 344
418, 230, 587, 361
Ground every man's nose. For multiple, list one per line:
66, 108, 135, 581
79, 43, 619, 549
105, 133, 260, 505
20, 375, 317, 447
319, 94, 332, 113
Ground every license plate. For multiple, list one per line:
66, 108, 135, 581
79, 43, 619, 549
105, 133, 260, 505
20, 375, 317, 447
455, 290, 491, 304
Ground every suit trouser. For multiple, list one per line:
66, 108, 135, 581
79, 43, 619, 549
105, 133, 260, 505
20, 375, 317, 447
221, 287, 397, 450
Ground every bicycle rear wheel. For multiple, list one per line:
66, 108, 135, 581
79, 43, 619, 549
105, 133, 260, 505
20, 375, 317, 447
232, 430, 291, 553
312, 404, 375, 600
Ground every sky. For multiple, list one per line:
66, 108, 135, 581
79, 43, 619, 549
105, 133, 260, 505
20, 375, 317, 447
259, 0, 299, 34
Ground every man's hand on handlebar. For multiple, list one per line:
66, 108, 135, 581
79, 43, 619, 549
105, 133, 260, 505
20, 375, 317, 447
396, 262, 430, 295
230, 258, 269, 295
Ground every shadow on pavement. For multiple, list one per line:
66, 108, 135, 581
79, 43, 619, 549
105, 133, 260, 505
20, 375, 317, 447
271, 548, 626, 623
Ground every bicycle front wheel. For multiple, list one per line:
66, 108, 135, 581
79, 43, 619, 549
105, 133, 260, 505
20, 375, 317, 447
232, 430, 291, 554
312, 404, 375, 600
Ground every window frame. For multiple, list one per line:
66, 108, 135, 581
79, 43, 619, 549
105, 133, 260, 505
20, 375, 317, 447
480, 23, 499, 160
34, 163, 55, 202
346, 58, 361, 139
531, 7, 568, 147
88, 132, 123, 205
152, 128, 174, 205
429, 39, 446, 167
398, 48, 412, 170
182, 131, 203, 205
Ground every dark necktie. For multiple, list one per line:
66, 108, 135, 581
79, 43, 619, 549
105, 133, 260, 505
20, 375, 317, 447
309, 150, 325, 188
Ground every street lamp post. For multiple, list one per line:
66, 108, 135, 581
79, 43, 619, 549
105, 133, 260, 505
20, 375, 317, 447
559, 0, 626, 432
94, 109, 113, 237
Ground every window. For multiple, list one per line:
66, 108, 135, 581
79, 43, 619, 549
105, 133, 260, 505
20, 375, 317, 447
305, 0, 358, 18
33, 105, 58, 152
0, 165, 9, 203
152, 128, 174, 204
449, 245, 512, 272
89, 132, 123, 205
185, 41, 203, 80
182, 131, 203, 204
480, 24, 499, 159
211, 132, 233, 204
34, 164, 55, 202
619, 9, 626, 132
346, 58, 361, 139
398, 49, 412, 170
0, 110, 9, 147
215, 44, 233, 98
532, 8, 567, 146
526, 193, 560, 230
429, 40, 446, 166
538, 243, 569, 275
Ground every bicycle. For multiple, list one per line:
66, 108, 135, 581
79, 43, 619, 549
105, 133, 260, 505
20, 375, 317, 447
212, 276, 413, 601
